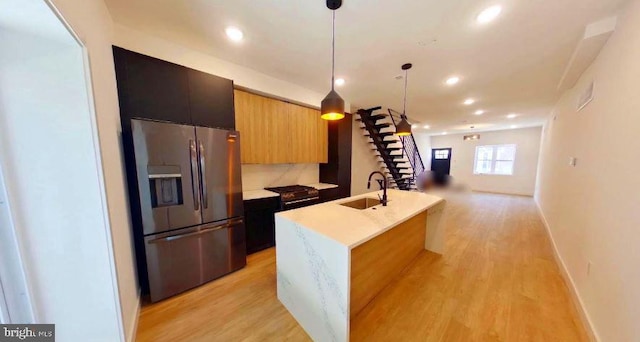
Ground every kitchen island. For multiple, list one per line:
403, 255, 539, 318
275, 189, 445, 341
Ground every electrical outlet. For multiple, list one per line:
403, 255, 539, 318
569, 157, 577, 167
587, 261, 592, 276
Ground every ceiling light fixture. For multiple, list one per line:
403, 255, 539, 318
474, 110, 485, 115
396, 63, 413, 136
442, 132, 448, 135
334, 78, 345, 86
464, 98, 475, 105
477, 5, 502, 24
446, 76, 460, 86
510, 125, 518, 129
423, 125, 431, 129
411, 124, 418, 129
321, 0, 345, 121
507, 113, 518, 119
225, 26, 244, 42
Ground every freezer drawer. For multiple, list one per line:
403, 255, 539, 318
144, 218, 246, 302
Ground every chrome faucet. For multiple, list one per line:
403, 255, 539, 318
367, 171, 388, 206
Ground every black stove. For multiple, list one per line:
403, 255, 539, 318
265, 185, 320, 210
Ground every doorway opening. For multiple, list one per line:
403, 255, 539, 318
431, 148, 452, 185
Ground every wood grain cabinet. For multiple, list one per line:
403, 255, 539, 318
234, 89, 328, 164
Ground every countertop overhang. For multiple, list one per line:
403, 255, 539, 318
276, 189, 444, 248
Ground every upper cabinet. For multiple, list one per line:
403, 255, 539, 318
234, 90, 288, 164
113, 47, 235, 130
113, 46, 191, 125
187, 69, 235, 129
234, 90, 328, 164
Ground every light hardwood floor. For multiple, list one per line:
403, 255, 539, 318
136, 192, 588, 342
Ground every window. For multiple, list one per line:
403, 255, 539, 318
474, 144, 516, 175
434, 149, 450, 159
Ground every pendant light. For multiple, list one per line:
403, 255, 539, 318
396, 63, 413, 136
320, 0, 345, 121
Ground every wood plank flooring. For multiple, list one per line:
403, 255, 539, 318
136, 192, 588, 342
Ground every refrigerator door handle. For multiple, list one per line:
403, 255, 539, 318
198, 140, 208, 209
148, 218, 243, 244
189, 140, 200, 211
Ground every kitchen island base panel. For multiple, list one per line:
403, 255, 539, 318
276, 190, 445, 342
275, 216, 350, 342
425, 200, 446, 254
350, 211, 428, 319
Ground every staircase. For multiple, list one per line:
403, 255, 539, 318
356, 107, 426, 191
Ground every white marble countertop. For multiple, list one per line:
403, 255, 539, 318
276, 189, 444, 248
242, 189, 279, 201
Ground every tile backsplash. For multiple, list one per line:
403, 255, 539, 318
241, 164, 319, 190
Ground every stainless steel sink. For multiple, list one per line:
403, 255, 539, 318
339, 197, 382, 210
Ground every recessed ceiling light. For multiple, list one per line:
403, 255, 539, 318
423, 125, 430, 129
225, 26, 244, 42
510, 125, 518, 129
442, 132, 448, 135
477, 5, 502, 24
507, 113, 518, 119
464, 98, 475, 105
474, 110, 485, 115
411, 124, 418, 129
335, 78, 345, 86
445, 76, 460, 86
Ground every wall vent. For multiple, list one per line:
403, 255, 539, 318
577, 81, 594, 111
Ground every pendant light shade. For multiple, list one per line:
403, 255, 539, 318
396, 115, 412, 136
396, 63, 413, 136
321, 89, 345, 120
321, 0, 345, 121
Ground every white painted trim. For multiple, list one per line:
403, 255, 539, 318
534, 200, 599, 342
127, 291, 141, 342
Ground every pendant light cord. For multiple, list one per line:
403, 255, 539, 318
331, 10, 336, 90
402, 68, 408, 116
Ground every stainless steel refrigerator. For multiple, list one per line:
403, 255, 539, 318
131, 119, 245, 302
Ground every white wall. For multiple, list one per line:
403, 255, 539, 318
0, 16, 123, 342
431, 127, 542, 196
536, 0, 640, 340
414, 133, 432, 171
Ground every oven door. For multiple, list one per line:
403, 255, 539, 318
281, 196, 320, 211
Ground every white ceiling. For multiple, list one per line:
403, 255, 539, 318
104, 0, 627, 134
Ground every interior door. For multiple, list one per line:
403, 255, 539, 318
195, 127, 244, 223
431, 148, 452, 184
132, 119, 201, 235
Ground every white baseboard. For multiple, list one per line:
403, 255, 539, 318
127, 290, 141, 342
471, 189, 534, 197
534, 200, 599, 342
